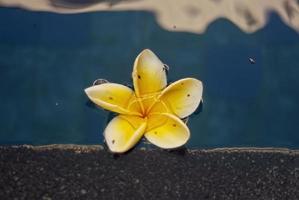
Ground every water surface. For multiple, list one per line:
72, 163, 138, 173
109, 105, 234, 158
0, 7, 299, 148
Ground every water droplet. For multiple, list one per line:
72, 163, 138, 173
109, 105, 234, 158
93, 79, 109, 85
163, 64, 169, 73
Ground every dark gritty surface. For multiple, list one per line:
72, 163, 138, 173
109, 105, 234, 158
0, 145, 299, 200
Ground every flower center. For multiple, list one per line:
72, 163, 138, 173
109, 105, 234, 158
127, 93, 168, 117
140, 97, 169, 118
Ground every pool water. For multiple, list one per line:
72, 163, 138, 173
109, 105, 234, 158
0, 7, 299, 148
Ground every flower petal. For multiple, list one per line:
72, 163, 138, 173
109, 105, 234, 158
153, 78, 203, 118
145, 113, 190, 149
104, 115, 147, 153
85, 83, 141, 115
132, 49, 167, 97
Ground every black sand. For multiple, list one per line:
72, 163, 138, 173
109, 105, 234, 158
0, 145, 298, 199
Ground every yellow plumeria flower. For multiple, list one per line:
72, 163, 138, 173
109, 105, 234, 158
85, 49, 203, 153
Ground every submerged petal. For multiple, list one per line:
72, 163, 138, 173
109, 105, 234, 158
152, 78, 203, 118
85, 83, 141, 115
132, 49, 167, 97
104, 115, 147, 153
145, 113, 190, 149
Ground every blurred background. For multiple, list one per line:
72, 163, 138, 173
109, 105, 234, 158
0, 0, 299, 148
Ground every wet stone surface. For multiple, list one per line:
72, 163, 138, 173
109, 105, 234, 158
0, 145, 299, 200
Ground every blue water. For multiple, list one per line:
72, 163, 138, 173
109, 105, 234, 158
0, 8, 299, 148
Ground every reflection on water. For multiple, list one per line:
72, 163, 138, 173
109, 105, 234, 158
50, 0, 139, 9
0, 0, 299, 33
0, 5, 299, 148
